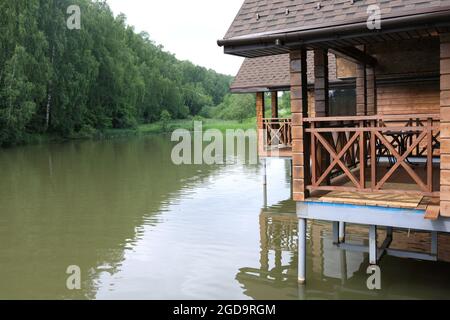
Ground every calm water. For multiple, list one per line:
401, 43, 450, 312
0, 134, 449, 300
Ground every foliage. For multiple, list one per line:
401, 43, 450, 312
205, 94, 256, 123
159, 110, 171, 132
0, 0, 233, 146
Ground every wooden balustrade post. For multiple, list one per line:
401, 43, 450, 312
370, 125, 377, 190
311, 122, 316, 185
427, 118, 433, 193
359, 121, 365, 189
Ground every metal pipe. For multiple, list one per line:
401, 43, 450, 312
263, 158, 267, 186
298, 218, 307, 284
369, 225, 378, 265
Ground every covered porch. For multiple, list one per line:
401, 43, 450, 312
236, 36, 448, 217
304, 114, 440, 213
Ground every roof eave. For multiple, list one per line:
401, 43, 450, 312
218, 8, 450, 55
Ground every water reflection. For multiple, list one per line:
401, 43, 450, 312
236, 201, 299, 299
0, 137, 449, 299
237, 197, 450, 300
0, 135, 220, 299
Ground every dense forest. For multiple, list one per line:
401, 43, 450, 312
0, 0, 240, 146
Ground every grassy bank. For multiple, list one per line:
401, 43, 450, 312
98, 118, 256, 139
2, 118, 256, 148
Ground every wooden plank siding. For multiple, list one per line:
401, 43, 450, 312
441, 33, 450, 217
366, 67, 376, 115
377, 83, 440, 115
356, 64, 367, 116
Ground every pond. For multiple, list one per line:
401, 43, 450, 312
0, 134, 449, 299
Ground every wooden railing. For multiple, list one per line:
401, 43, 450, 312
263, 118, 292, 148
303, 114, 440, 197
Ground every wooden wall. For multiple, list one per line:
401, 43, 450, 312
440, 34, 450, 217
376, 82, 440, 115
368, 38, 440, 116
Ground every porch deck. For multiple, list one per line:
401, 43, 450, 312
259, 146, 292, 158
308, 162, 440, 211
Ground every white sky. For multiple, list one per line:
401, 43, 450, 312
106, 0, 244, 76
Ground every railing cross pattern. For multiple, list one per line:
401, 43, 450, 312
313, 131, 361, 188
374, 130, 428, 191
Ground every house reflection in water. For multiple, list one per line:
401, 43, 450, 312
236, 199, 450, 300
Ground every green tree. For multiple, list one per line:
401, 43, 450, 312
160, 110, 171, 132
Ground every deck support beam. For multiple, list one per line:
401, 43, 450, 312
431, 231, 438, 257
332, 221, 340, 244
339, 222, 346, 242
440, 33, 450, 217
298, 217, 307, 284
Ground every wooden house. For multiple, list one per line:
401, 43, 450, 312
218, 0, 450, 283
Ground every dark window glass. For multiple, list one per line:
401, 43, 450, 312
329, 89, 356, 116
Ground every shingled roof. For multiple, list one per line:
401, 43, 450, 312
223, 0, 450, 40
230, 52, 339, 92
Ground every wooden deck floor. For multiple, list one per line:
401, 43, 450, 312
260, 149, 441, 213
259, 146, 292, 158
308, 163, 440, 212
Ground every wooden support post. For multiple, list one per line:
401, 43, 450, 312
366, 66, 376, 115
256, 92, 265, 155
369, 225, 378, 265
359, 130, 365, 189
313, 49, 329, 118
440, 33, 450, 217
271, 91, 278, 118
290, 50, 310, 201
386, 226, 393, 238
256, 92, 264, 129
356, 64, 367, 116
298, 217, 307, 284
314, 49, 330, 183
427, 118, 433, 193
370, 127, 377, 189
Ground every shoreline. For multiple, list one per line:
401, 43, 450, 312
3, 118, 257, 148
